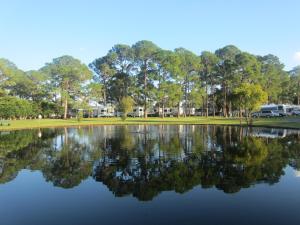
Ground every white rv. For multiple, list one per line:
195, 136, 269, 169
260, 104, 291, 116
172, 106, 184, 116
98, 105, 115, 117
128, 107, 144, 117
185, 107, 196, 116
172, 107, 196, 116
154, 107, 173, 117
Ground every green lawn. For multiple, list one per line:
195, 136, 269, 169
1, 116, 300, 131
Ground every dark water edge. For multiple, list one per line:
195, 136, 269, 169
0, 125, 300, 225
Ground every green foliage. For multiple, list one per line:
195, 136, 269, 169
258, 54, 286, 102
42, 55, 92, 119
119, 96, 134, 120
0, 42, 299, 121
289, 66, 300, 104
87, 83, 103, 101
233, 83, 268, 125
90, 44, 134, 103
40, 101, 62, 118
189, 85, 205, 108
0, 96, 37, 119
0, 58, 23, 96
132, 40, 160, 116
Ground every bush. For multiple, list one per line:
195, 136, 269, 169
119, 96, 134, 121
40, 101, 62, 118
0, 96, 36, 119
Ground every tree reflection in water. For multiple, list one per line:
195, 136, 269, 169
1, 125, 300, 200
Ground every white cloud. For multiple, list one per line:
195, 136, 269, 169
79, 47, 86, 52
294, 52, 300, 63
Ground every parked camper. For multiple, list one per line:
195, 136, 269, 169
172, 106, 184, 116
128, 107, 144, 117
292, 109, 300, 115
251, 111, 261, 118
147, 107, 157, 117
260, 104, 290, 116
260, 110, 280, 117
154, 107, 173, 117
194, 108, 204, 116
185, 107, 195, 116
163, 108, 174, 117
98, 105, 115, 117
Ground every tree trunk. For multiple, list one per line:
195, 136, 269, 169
103, 88, 107, 105
212, 93, 215, 117
144, 66, 148, 119
205, 83, 208, 117
298, 81, 300, 105
202, 98, 205, 116
249, 112, 253, 126
103, 79, 107, 105
64, 97, 68, 119
239, 106, 242, 126
162, 103, 165, 118
210, 80, 216, 117
184, 77, 188, 118
229, 100, 232, 118
177, 103, 180, 118
223, 83, 227, 117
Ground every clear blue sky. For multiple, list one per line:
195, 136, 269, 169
1, 0, 300, 71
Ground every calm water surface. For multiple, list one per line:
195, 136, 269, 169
0, 125, 300, 225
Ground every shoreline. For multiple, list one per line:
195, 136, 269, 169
1, 117, 300, 131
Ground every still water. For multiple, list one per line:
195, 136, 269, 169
0, 125, 300, 225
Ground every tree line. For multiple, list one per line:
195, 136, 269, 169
1, 40, 300, 119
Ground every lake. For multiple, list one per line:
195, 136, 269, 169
0, 125, 300, 225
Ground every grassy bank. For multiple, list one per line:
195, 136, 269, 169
1, 116, 300, 131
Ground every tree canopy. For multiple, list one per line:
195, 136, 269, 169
0, 41, 299, 120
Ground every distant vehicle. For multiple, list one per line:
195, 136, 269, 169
128, 107, 144, 117
251, 112, 261, 118
292, 110, 300, 116
260, 110, 280, 117
98, 105, 115, 117
260, 104, 291, 116
153, 107, 173, 117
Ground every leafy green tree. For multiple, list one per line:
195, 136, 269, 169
173, 48, 201, 116
189, 84, 205, 109
289, 66, 300, 104
87, 82, 103, 103
10, 70, 48, 101
258, 54, 286, 103
155, 50, 173, 117
119, 96, 134, 120
234, 52, 261, 84
215, 45, 241, 117
233, 83, 267, 125
40, 101, 62, 118
165, 82, 183, 117
161, 49, 198, 117
200, 51, 219, 116
92, 44, 135, 103
0, 58, 23, 96
42, 56, 92, 119
0, 96, 36, 119
89, 56, 115, 104
132, 40, 160, 118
